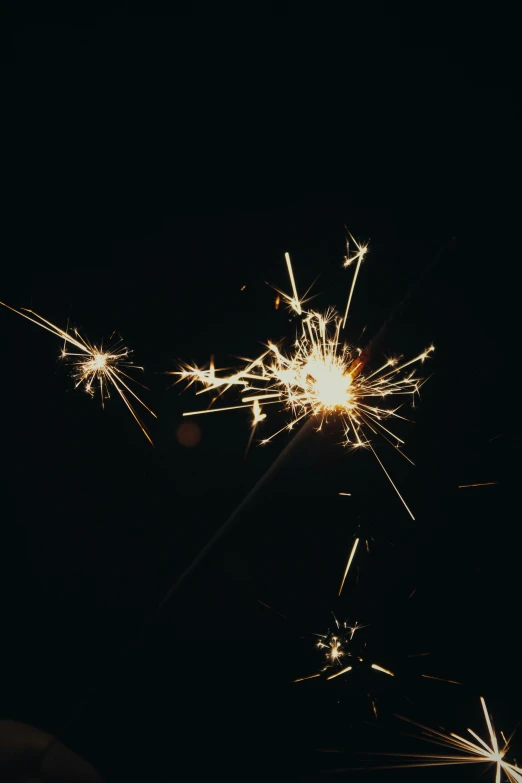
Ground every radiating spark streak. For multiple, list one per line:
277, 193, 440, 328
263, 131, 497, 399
481, 697, 500, 756
338, 538, 360, 596
285, 252, 302, 314
371, 664, 395, 677
359, 407, 408, 446
183, 403, 252, 416
421, 674, 461, 684
1, 302, 155, 443
293, 673, 321, 683
338, 492, 351, 496
256, 599, 287, 619
381, 698, 522, 783
368, 444, 415, 520
326, 665, 353, 680
342, 235, 367, 328
251, 399, 266, 425
242, 393, 282, 403
458, 482, 499, 488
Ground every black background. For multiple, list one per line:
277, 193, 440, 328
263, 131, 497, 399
1, 9, 520, 782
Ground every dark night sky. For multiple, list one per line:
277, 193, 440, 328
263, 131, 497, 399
1, 9, 520, 783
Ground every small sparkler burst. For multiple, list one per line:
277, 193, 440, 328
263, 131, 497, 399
389, 697, 522, 782
175, 234, 434, 519
294, 614, 395, 686
0, 303, 156, 444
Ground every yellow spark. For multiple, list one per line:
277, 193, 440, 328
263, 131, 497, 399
293, 673, 321, 683
251, 399, 266, 426
458, 482, 499, 488
326, 665, 353, 680
342, 233, 368, 329
285, 251, 302, 314
173, 237, 434, 520
338, 492, 352, 496
421, 674, 461, 684
1, 302, 156, 444
388, 698, 522, 783
371, 664, 395, 677
338, 537, 360, 596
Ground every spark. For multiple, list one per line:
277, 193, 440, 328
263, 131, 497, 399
285, 251, 302, 314
327, 665, 353, 680
388, 697, 522, 783
338, 537, 360, 596
421, 674, 461, 684
256, 600, 287, 619
293, 673, 321, 683
1, 302, 156, 443
371, 664, 395, 677
313, 616, 363, 670
458, 482, 499, 488
173, 237, 434, 520
338, 492, 352, 496
342, 232, 369, 329
251, 398, 266, 426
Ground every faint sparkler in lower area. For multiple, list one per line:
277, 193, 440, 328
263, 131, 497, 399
173, 233, 434, 520
294, 614, 394, 687
0, 302, 156, 443
386, 697, 522, 783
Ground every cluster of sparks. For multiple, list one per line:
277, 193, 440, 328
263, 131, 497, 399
0, 302, 156, 444
294, 615, 394, 690
176, 236, 434, 525
386, 698, 522, 783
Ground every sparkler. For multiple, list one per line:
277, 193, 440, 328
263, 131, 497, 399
294, 614, 395, 686
382, 697, 522, 782
175, 233, 434, 521
0, 302, 156, 444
